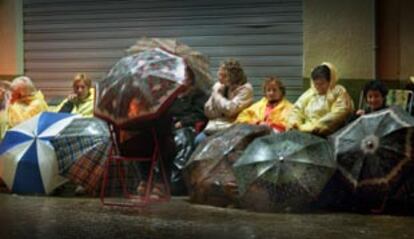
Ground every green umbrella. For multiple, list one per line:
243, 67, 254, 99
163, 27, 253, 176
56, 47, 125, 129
234, 130, 336, 212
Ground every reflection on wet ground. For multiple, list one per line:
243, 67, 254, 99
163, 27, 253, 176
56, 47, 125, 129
0, 194, 413, 239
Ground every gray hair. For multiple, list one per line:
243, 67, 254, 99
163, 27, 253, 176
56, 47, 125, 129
11, 76, 37, 97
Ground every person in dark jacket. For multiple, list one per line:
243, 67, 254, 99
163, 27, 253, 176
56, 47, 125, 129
167, 69, 209, 131
130, 67, 209, 198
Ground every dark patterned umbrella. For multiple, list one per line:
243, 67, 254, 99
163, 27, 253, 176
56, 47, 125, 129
184, 124, 271, 207
95, 48, 188, 128
51, 117, 111, 194
329, 106, 414, 211
127, 37, 212, 93
233, 130, 336, 212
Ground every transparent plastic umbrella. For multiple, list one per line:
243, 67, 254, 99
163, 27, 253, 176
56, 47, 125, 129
95, 48, 188, 128
234, 130, 336, 212
329, 106, 414, 210
127, 37, 212, 93
184, 124, 271, 207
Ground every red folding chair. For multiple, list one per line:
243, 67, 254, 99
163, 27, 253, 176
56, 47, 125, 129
100, 123, 171, 207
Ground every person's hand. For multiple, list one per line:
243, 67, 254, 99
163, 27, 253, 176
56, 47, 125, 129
0, 88, 6, 102
356, 109, 365, 116
174, 121, 183, 129
312, 128, 322, 135
67, 93, 78, 102
290, 123, 299, 129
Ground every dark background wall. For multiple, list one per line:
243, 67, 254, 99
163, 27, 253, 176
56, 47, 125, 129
22, 0, 303, 101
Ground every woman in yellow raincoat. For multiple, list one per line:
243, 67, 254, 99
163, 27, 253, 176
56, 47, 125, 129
56, 73, 94, 117
0, 81, 11, 139
7, 76, 49, 128
289, 62, 353, 136
236, 76, 293, 132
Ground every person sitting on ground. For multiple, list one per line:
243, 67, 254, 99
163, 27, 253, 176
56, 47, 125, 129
355, 80, 388, 117
0, 81, 11, 139
137, 68, 208, 198
195, 59, 253, 144
7, 76, 48, 128
56, 73, 94, 117
236, 76, 293, 132
289, 62, 353, 136
406, 76, 414, 115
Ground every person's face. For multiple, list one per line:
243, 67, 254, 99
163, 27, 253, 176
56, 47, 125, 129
217, 67, 229, 85
265, 82, 283, 103
73, 81, 89, 100
10, 84, 23, 101
313, 77, 330, 95
366, 90, 384, 111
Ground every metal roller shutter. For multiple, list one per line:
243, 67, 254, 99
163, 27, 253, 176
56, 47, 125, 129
23, 0, 303, 101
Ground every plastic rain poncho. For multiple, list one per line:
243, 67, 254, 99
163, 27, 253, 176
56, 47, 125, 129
288, 63, 354, 136
7, 90, 49, 128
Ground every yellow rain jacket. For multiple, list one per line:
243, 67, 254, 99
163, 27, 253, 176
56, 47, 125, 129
56, 88, 95, 117
289, 63, 354, 136
236, 97, 293, 129
0, 109, 7, 139
7, 90, 49, 128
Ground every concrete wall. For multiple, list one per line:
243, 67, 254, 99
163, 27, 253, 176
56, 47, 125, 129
0, 0, 23, 76
303, 0, 375, 80
400, 0, 414, 79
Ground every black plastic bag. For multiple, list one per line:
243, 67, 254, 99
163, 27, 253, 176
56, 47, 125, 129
170, 127, 196, 195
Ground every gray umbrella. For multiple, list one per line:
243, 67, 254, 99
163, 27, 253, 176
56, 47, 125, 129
329, 106, 414, 211
234, 130, 336, 212
184, 124, 271, 207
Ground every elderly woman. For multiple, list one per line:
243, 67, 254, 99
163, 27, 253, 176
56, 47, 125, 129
0, 81, 11, 139
195, 59, 253, 144
289, 62, 353, 136
57, 73, 94, 117
236, 76, 293, 132
7, 76, 48, 128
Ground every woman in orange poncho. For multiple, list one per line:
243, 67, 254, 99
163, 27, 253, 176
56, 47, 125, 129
236, 76, 293, 132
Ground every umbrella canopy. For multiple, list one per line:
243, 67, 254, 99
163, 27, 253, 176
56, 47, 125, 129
127, 37, 212, 92
0, 112, 79, 194
184, 124, 271, 207
50, 117, 111, 194
233, 130, 336, 212
329, 106, 414, 209
95, 48, 188, 128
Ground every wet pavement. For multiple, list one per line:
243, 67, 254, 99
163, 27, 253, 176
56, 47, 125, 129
0, 193, 414, 239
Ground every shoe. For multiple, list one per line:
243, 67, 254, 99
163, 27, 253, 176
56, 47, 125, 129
74, 185, 86, 195
136, 181, 147, 196
149, 183, 167, 200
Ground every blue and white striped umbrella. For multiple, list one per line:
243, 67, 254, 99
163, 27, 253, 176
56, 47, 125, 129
0, 112, 80, 194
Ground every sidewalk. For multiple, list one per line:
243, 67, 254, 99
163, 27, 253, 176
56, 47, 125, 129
0, 193, 414, 239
